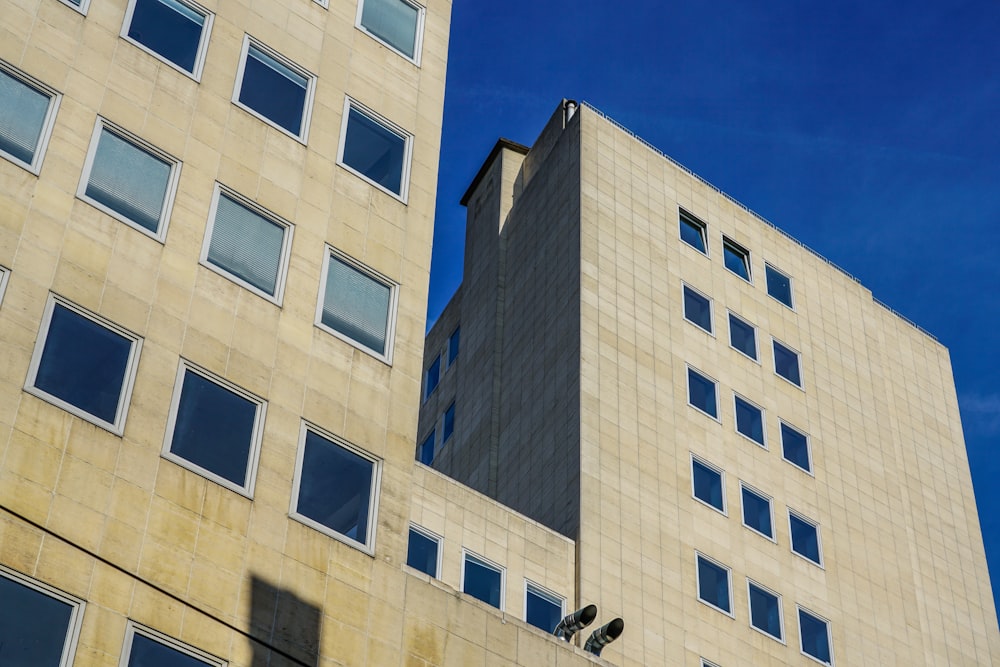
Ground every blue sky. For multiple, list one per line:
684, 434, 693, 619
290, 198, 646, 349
426, 1, 1000, 614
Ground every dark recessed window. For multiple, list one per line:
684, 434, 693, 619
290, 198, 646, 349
790, 512, 822, 565
748, 581, 783, 641
122, 0, 212, 78
447, 326, 460, 365
728, 313, 757, 360
442, 402, 455, 442
463, 553, 503, 609
406, 526, 440, 577
683, 284, 712, 333
687, 368, 718, 419
696, 554, 731, 614
0, 570, 84, 667
164, 365, 264, 495
799, 608, 833, 665
416, 430, 434, 465
339, 100, 411, 199
692, 457, 724, 512
723, 236, 751, 281
526, 583, 564, 633
765, 263, 793, 308
318, 248, 397, 361
773, 339, 802, 387
234, 38, 314, 140
741, 485, 773, 539
781, 422, 811, 473
124, 624, 223, 667
26, 297, 141, 434
734, 395, 765, 446
679, 209, 707, 254
424, 355, 440, 399
357, 0, 424, 62
0, 63, 60, 174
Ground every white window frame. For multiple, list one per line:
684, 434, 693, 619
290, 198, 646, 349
788, 509, 824, 567
797, 606, 834, 666
120, 621, 226, 667
161, 360, 266, 498
0, 60, 62, 174
315, 244, 399, 364
686, 365, 720, 422
232, 35, 316, 143
76, 117, 181, 242
772, 337, 804, 389
524, 580, 565, 630
739, 482, 775, 542
57, 0, 90, 17
694, 551, 733, 617
337, 97, 414, 203
722, 235, 752, 283
780, 420, 813, 475
24, 294, 143, 435
354, 0, 426, 65
460, 550, 506, 611
289, 420, 382, 555
406, 523, 442, 578
678, 207, 709, 256
119, 0, 214, 81
0, 264, 10, 305
727, 311, 759, 363
690, 453, 726, 516
200, 183, 294, 305
682, 282, 714, 335
701, 660, 722, 667
747, 579, 785, 643
733, 393, 767, 448
764, 262, 795, 310
0, 565, 86, 667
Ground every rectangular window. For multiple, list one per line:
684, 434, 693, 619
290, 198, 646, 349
679, 208, 707, 254
58, 0, 90, 13
525, 582, 564, 633
201, 185, 293, 303
728, 312, 757, 361
416, 430, 434, 465
695, 553, 731, 615
722, 236, 751, 281
781, 422, 812, 473
789, 511, 822, 566
0, 566, 85, 667
687, 367, 718, 419
442, 402, 455, 442
162, 362, 265, 496
0, 62, 61, 174
338, 98, 412, 200
0, 265, 9, 306
25, 295, 142, 434
798, 607, 833, 665
734, 395, 765, 447
356, 0, 425, 63
291, 423, 380, 552
683, 284, 713, 333
233, 36, 315, 140
424, 355, 440, 400
121, 0, 213, 79
121, 622, 225, 666
406, 525, 440, 578
702, 661, 721, 667
765, 263, 793, 308
740, 484, 774, 539
773, 339, 802, 387
78, 119, 180, 240
462, 552, 504, 609
447, 326, 460, 365
317, 246, 398, 362
691, 456, 725, 513
748, 581, 783, 641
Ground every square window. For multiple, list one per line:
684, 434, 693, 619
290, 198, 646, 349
78, 119, 180, 240
162, 363, 265, 496
765, 263, 793, 308
691, 456, 725, 513
781, 422, 812, 473
462, 552, 504, 609
121, 0, 213, 79
687, 367, 718, 419
0, 566, 85, 667
695, 553, 731, 614
789, 511, 822, 565
291, 423, 380, 552
525, 582, 564, 633
773, 339, 802, 387
442, 402, 455, 442
233, 36, 315, 140
722, 236, 751, 281
734, 395, 765, 447
356, 0, 425, 63
728, 312, 757, 361
424, 355, 440, 400
798, 608, 833, 665
447, 326, 460, 365
406, 525, 440, 577
338, 99, 412, 200
416, 430, 435, 465
317, 246, 398, 362
201, 185, 293, 303
121, 622, 225, 667
679, 208, 707, 254
741, 484, 774, 539
748, 581, 783, 641
683, 284, 713, 333
0, 62, 61, 174
25, 296, 142, 434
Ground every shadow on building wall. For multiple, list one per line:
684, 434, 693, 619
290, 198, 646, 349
250, 575, 321, 667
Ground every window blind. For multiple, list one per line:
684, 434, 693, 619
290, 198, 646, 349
322, 254, 391, 355
207, 193, 284, 296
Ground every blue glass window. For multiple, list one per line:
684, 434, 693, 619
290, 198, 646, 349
526, 584, 563, 633
683, 285, 712, 333
237, 42, 311, 138
126, 630, 216, 667
790, 513, 821, 565
442, 403, 455, 442
781, 422, 811, 472
734, 396, 765, 446
125, 0, 208, 75
463, 554, 502, 609
692, 458, 724, 512
799, 609, 832, 664
765, 264, 793, 308
696, 555, 730, 613
0, 66, 57, 171
679, 209, 707, 253
447, 326, 460, 365
687, 368, 717, 418
748, 582, 782, 640
341, 103, 408, 197
406, 527, 439, 577
773, 340, 802, 386
417, 431, 434, 465
0, 573, 81, 667
359, 0, 421, 60
728, 313, 757, 360
424, 356, 440, 399
723, 237, 751, 281
741, 486, 773, 538
320, 250, 394, 358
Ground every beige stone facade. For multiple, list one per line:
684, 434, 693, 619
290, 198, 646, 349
418, 102, 1000, 665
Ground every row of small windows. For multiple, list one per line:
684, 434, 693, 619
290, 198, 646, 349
21, 294, 381, 552
405, 527, 566, 634
691, 457, 822, 566
679, 209, 795, 309
423, 325, 460, 400
695, 553, 833, 665
417, 401, 454, 465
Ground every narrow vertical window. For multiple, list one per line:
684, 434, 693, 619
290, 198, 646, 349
722, 236, 751, 281
748, 581, 783, 641
338, 99, 412, 200
679, 208, 708, 254
121, 0, 213, 79
447, 326, 460, 365
525, 582, 564, 633
356, 0, 425, 63
442, 402, 455, 442
798, 608, 833, 665
0, 567, 85, 667
424, 355, 440, 399
0, 265, 10, 306
0, 62, 61, 174
416, 430, 434, 465
233, 36, 315, 140
406, 525, 440, 577
765, 263, 793, 308
462, 552, 504, 609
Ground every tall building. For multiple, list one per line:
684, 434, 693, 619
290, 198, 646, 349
418, 101, 1000, 665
